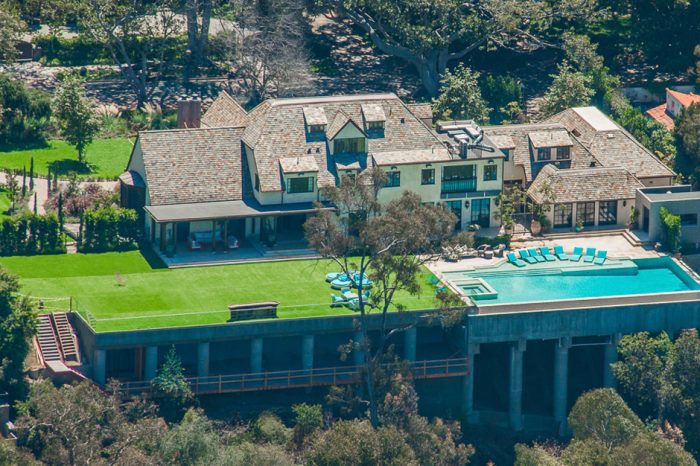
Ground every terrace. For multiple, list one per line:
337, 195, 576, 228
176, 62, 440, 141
0, 251, 436, 333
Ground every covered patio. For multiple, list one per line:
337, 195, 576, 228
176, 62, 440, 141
144, 199, 331, 267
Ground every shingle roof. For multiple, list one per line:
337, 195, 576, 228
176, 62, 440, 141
361, 104, 386, 122
279, 155, 319, 173
406, 103, 433, 122
200, 92, 248, 128
483, 123, 596, 182
528, 130, 573, 148
135, 127, 246, 206
546, 107, 675, 179
371, 148, 452, 166
239, 93, 443, 192
487, 134, 515, 149
527, 164, 643, 204
302, 107, 328, 126
327, 111, 361, 139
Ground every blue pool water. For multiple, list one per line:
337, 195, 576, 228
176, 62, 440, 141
449, 258, 699, 305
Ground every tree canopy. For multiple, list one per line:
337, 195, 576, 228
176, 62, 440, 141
432, 64, 490, 123
51, 77, 100, 161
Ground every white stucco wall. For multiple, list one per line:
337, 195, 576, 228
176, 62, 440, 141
329, 122, 365, 155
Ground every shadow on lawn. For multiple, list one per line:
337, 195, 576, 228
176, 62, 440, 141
140, 245, 168, 270
0, 140, 51, 153
47, 159, 97, 176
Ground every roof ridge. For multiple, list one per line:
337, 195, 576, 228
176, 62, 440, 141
269, 93, 399, 107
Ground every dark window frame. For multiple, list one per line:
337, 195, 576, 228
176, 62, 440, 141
681, 213, 698, 226
598, 200, 618, 226
556, 146, 571, 160
576, 201, 596, 227
554, 203, 573, 228
386, 171, 401, 188
421, 168, 435, 185
502, 148, 510, 161
537, 147, 551, 161
483, 165, 497, 181
287, 176, 314, 194
334, 137, 365, 155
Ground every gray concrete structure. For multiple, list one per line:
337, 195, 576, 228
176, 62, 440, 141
404, 327, 417, 362
250, 338, 263, 373
302, 335, 314, 371
508, 340, 525, 431
197, 342, 210, 377
93, 349, 106, 385
463, 342, 480, 424
603, 334, 621, 388
144, 346, 158, 380
553, 337, 571, 435
636, 185, 700, 244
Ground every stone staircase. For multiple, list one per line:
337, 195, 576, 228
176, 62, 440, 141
52, 313, 79, 362
36, 315, 61, 362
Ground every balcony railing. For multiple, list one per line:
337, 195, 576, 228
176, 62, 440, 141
441, 178, 476, 194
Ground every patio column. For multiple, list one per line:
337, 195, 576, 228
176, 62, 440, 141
197, 342, 210, 377
553, 337, 571, 436
250, 337, 263, 374
463, 343, 480, 424
403, 327, 417, 362
302, 335, 314, 371
93, 349, 106, 385
144, 346, 158, 381
603, 334, 621, 388
509, 340, 526, 431
353, 331, 365, 367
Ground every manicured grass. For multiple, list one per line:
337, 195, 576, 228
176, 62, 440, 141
0, 251, 437, 332
0, 188, 11, 217
0, 138, 133, 180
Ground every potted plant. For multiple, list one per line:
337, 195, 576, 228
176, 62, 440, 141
575, 219, 584, 232
628, 206, 639, 230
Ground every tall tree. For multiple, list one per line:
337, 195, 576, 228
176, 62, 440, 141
0, 268, 36, 402
432, 64, 490, 123
218, 0, 314, 106
304, 169, 460, 426
77, 0, 183, 108
316, 0, 599, 96
539, 61, 594, 118
183, 0, 216, 76
676, 103, 700, 182
52, 77, 100, 162
0, 4, 24, 62
152, 346, 194, 422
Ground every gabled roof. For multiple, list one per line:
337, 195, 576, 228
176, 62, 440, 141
646, 103, 675, 131
302, 106, 328, 126
483, 123, 596, 182
279, 155, 319, 173
527, 164, 643, 204
201, 92, 248, 128
545, 107, 675, 180
134, 127, 246, 206
528, 129, 573, 148
667, 89, 700, 108
238, 93, 443, 192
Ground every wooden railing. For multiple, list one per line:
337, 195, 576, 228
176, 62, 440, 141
118, 357, 469, 397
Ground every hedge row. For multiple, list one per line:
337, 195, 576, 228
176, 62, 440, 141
79, 207, 140, 253
0, 213, 65, 256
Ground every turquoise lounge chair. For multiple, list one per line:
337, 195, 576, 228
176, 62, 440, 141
539, 247, 557, 261
527, 247, 546, 262
426, 275, 440, 285
594, 250, 607, 265
583, 247, 596, 263
326, 272, 341, 282
507, 252, 526, 267
570, 247, 583, 262
331, 294, 345, 307
435, 285, 449, 294
519, 249, 537, 264
553, 245, 569, 260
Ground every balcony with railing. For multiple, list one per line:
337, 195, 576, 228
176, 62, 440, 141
441, 178, 477, 197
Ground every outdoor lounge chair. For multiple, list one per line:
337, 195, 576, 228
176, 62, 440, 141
476, 244, 492, 257
583, 247, 597, 263
330, 294, 346, 307
493, 244, 506, 258
539, 247, 557, 261
507, 252, 526, 267
426, 275, 440, 285
519, 249, 537, 264
527, 248, 546, 263
553, 245, 569, 260
346, 298, 360, 310
435, 285, 449, 294
570, 247, 583, 262
594, 250, 607, 265
326, 272, 341, 282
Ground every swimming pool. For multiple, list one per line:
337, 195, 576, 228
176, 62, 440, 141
444, 257, 700, 305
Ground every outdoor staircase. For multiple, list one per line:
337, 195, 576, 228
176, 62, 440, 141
36, 315, 62, 362
52, 313, 79, 362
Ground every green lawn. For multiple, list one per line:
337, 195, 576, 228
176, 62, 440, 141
0, 251, 437, 332
0, 188, 11, 217
0, 138, 133, 180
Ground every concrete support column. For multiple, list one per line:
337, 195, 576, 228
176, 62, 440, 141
603, 334, 621, 388
250, 337, 263, 374
463, 343, 480, 424
553, 337, 571, 436
404, 327, 417, 362
93, 349, 106, 385
144, 346, 158, 381
509, 340, 526, 431
353, 331, 365, 367
197, 342, 210, 377
302, 335, 315, 371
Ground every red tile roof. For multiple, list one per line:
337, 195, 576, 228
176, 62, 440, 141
667, 89, 700, 108
645, 103, 675, 131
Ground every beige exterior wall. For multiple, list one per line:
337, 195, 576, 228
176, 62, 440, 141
640, 176, 675, 187
281, 174, 319, 204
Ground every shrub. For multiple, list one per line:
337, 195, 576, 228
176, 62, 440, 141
79, 207, 139, 253
0, 213, 64, 256
252, 413, 292, 445
0, 74, 52, 145
659, 207, 682, 253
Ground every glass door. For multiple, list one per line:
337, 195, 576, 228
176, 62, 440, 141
471, 199, 491, 228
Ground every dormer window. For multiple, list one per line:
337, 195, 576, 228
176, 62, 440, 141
367, 121, 384, 130
309, 124, 326, 133
556, 146, 570, 160
537, 148, 551, 161
362, 104, 386, 135
303, 107, 328, 141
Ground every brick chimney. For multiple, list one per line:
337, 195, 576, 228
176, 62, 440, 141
177, 96, 201, 129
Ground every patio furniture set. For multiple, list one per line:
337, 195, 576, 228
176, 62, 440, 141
188, 231, 240, 251
326, 272, 374, 310
507, 246, 607, 268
